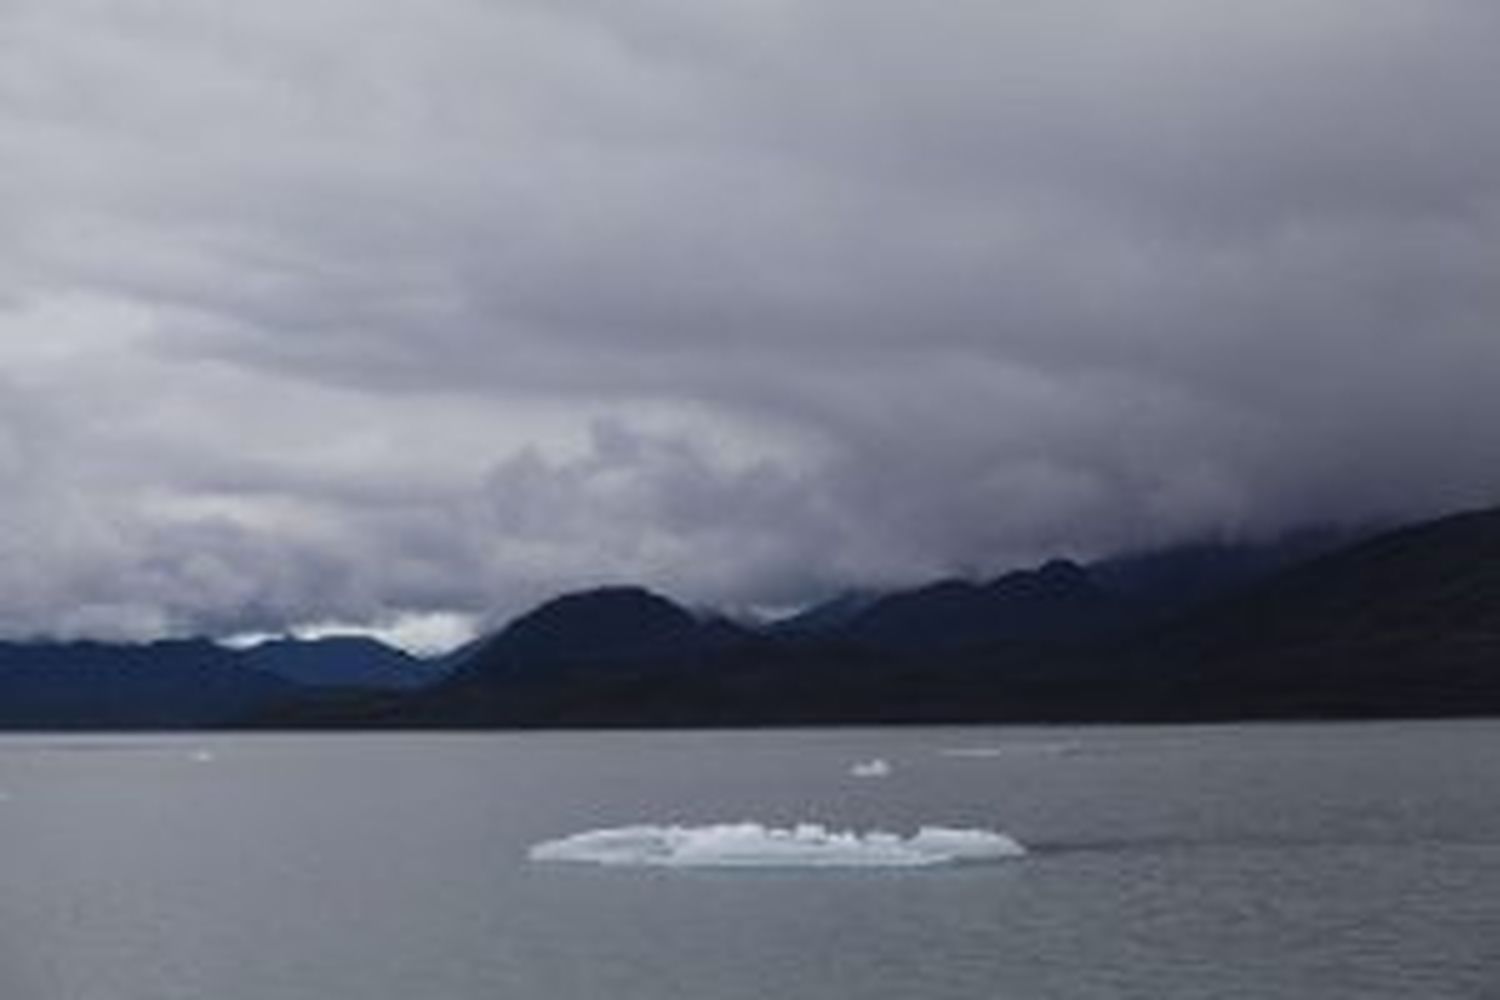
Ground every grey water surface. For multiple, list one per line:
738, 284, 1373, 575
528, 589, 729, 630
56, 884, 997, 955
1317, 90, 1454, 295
1, 721, 1497, 999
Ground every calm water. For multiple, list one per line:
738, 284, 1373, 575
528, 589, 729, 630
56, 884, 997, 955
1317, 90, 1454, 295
1, 722, 1498, 999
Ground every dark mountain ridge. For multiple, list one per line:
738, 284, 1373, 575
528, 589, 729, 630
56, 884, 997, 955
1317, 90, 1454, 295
241, 636, 435, 690
465, 586, 723, 672
0, 634, 439, 729
339, 505, 1500, 728
838, 559, 1128, 651
0, 640, 299, 729
3, 507, 1496, 728
1108, 506, 1500, 716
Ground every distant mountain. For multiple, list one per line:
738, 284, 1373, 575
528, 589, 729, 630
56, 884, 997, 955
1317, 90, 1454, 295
0, 634, 444, 729
287, 505, 1500, 728
240, 636, 437, 691
8, 507, 1500, 730
1090, 527, 1360, 621
1113, 506, 1500, 717
254, 559, 1140, 728
460, 586, 745, 674
381, 586, 763, 727
765, 532, 1351, 649
0, 640, 300, 729
765, 590, 881, 637
838, 559, 1127, 651
426, 635, 488, 675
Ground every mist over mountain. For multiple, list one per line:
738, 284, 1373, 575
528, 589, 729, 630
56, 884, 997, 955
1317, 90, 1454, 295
1120, 506, 1500, 715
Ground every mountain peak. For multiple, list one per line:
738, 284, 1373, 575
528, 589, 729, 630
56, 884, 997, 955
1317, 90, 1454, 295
239, 635, 430, 690
481, 586, 702, 667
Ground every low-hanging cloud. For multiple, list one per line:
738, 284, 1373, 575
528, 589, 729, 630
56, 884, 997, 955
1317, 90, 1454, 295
1, 0, 1498, 642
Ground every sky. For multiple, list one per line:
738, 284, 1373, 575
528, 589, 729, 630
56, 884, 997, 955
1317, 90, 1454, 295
1, 1, 1498, 649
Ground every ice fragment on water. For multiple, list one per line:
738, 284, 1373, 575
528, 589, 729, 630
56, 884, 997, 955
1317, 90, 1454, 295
529, 823, 1025, 868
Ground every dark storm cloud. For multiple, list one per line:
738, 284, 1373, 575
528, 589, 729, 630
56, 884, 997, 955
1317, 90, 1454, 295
1, 0, 1498, 642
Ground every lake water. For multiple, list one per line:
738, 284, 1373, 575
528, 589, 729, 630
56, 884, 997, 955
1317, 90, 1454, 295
1, 722, 1497, 999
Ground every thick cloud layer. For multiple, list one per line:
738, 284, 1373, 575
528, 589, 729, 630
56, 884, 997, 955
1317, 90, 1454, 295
1, 1, 1498, 643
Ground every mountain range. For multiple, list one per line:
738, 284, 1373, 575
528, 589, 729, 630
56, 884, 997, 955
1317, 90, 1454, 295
4, 505, 1499, 729
0, 635, 440, 729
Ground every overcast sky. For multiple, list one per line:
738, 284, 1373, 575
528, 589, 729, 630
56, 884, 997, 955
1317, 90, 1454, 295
2, 1, 1498, 647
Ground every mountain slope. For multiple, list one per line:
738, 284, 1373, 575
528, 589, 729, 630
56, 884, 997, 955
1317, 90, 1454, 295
460, 586, 743, 674
840, 559, 1127, 651
1119, 506, 1500, 715
241, 636, 435, 690
352, 505, 1500, 727
0, 640, 302, 729
15, 505, 1496, 730
1090, 527, 1360, 621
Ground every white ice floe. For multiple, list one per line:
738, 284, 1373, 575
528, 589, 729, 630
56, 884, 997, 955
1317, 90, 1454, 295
940, 742, 1080, 758
849, 758, 891, 778
190, 750, 215, 763
528, 823, 1025, 868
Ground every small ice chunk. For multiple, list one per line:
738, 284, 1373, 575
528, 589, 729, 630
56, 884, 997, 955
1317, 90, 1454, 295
850, 758, 891, 778
529, 823, 1025, 868
191, 750, 215, 763
940, 742, 1079, 758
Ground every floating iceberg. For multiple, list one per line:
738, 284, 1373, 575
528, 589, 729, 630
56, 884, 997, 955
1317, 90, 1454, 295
849, 758, 892, 778
528, 823, 1025, 868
